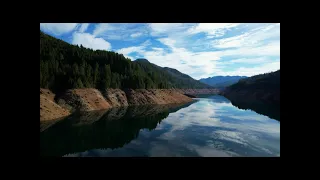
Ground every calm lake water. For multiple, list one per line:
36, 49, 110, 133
40, 95, 280, 157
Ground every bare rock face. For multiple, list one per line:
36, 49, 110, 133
57, 88, 112, 112
123, 89, 193, 105
40, 88, 70, 121
102, 89, 129, 107
41, 88, 219, 121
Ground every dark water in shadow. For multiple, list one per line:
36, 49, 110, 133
40, 96, 280, 157
228, 98, 280, 121
40, 102, 195, 157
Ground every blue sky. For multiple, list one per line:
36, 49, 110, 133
40, 23, 280, 80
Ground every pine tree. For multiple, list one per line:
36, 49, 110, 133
105, 64, 111, 88
40, 31, 210, 92
93, 62, 99, 87
76, 78, 83, 88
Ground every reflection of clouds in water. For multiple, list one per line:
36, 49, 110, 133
147, 138, 237, 157
186, 144, 234, 157
64, 96, 280, 157
161, 101, 279, 136
228, 115, 270, 121
149, 143, 183, 157
193, 146, 235, 157
212, 130, 276, 155
213, 130, 248, 145
155, 96, 280, 156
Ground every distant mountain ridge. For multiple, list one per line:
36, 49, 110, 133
199, 76, 247, 88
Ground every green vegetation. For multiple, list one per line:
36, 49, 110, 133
224, 70, 280, 106
227, 70, 280, 92
40, 31, 210, 93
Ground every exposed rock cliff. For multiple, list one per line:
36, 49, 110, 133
40, 88, 218, 121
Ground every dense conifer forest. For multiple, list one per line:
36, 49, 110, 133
40, 31, 210, 93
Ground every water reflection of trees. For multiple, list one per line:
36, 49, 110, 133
40, 102, 195, 157
229, 98, 280, 121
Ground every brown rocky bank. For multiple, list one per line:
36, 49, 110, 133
40, 88, 219, 121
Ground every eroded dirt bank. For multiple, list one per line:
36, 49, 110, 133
40, 88, 218, 121
40, 89, 71, 121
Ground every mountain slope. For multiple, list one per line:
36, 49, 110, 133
199, 76, 247, 88
134, 59, 211, 89
40, 31, 210, 93
222, 70, 280, 120
222, 70, 280, 106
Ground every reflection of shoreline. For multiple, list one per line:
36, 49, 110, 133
227, 98, 280, 121
40, 101, 196, 157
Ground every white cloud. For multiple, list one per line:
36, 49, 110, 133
158, 38, 176, 48
152, 47, 164, 51
149, 23, 183, 35
213, 61, 280, 77
116, 40, 151, 60
115, 23, 280, 79
119, 37, 222, 78
144, 23, 280, 78
148, 23, 195, 37
78, 23, 90, 33
218, 41, 280, 57
229, 57, 271, 64
212, 33, 249, 48
93, 23, 115, 37
41, 23, 280, 79
118, 46, 145, 55
188, 23, 240, 37
93, 23, 149, 40
40, 23, 78, 35
212, 23, 280, 49
143, 38, 222, 78
130, 32, 143, 38
72, 32, 111, 50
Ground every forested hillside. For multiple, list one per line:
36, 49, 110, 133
222, 70, 280, 120
223, 70, 280, 105
227, 70, 280, 92
40, 31, 210, 93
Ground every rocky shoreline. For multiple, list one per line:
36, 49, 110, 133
40, 88, 219, 121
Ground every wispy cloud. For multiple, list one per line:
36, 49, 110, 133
213, 61, 280, 77
148, 23, 194, 37
229, 57, 272, 64
40, 23, 280, 79
130, 32, 143, 38
116, 40, 151, 59
93, 23, 116, 37
212, 23, 280, 49
188, 23, 240, 38
78, 23, 90, 33
93, 23, 149, 40
40, 23, 78, 36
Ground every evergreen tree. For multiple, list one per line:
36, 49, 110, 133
93, 62, 99, 87
76, 78, 84, 88
105, 64, 111, 88
40, 30, 210, 93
